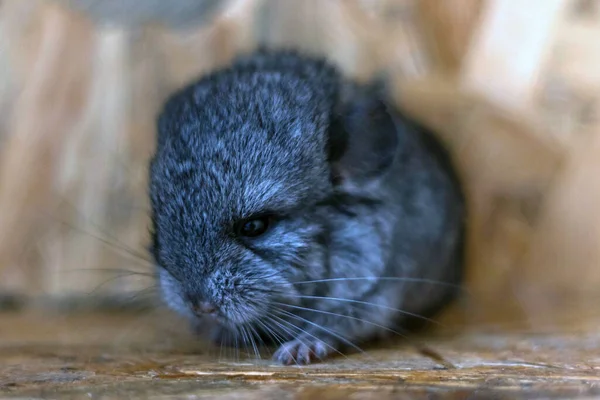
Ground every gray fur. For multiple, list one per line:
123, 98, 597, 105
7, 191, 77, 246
148, 49, 466, 365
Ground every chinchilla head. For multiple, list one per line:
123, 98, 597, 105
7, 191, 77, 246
148, 50, 340, 329
148, 49, 400, 331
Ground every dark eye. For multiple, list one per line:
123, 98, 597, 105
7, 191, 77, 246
236, 216, 271, 238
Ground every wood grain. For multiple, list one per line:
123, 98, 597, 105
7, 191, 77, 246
1, 312, 600, 399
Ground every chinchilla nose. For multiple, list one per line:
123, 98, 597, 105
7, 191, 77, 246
192, 301, 217, 315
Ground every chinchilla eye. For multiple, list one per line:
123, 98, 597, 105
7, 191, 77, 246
236, 216, 271, 238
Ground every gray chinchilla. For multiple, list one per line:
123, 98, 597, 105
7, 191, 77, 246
149, 48, 466, 365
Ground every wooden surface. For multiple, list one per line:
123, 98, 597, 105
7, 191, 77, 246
1, 312, 600, 399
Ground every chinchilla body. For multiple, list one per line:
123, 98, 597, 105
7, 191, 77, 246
149, 49, 465, 365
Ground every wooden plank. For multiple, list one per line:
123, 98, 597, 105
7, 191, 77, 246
417, 0, 484, 72
461, 0, 569, 112
1, 312, 600, 399
0, 3, 94, 295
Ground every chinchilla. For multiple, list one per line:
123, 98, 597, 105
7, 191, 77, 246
148, 48, 466, 365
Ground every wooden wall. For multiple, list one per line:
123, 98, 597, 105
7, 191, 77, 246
0, 0, 599, 331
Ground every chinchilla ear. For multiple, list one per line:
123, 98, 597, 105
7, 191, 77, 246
327, 89, 399, 184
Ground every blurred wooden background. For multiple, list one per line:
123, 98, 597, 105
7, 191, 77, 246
0, 0, 599, 331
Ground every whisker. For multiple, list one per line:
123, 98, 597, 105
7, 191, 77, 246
225, 329, 234, 362
62, 267, 154, 277
247, 326, 261, 360
60, 219, 153, 268
86, 273, 151, 297
264, 315, 306, 366
219, 330, 225, 363
293, 277, 465, 291
274, 301, 409, 341
245, 327, 255, 360
110, 285, 159, 310
233, 327, 240, 362
268, 315, 320, 366
270, 314, 351, 362
288, 295, 443, 327
264, 316, 294, 343
237, 287, 285, 298
253, 319, 282, 358
244, 271, 282, 283
239, 326, 252, 359
274, 308, 366, 357
58, 197, 152, 262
